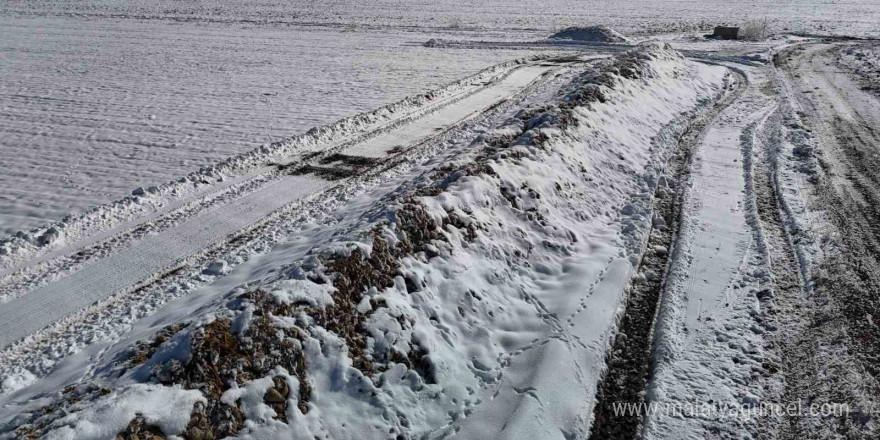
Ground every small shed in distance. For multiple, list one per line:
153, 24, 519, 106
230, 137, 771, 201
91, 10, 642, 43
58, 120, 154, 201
711, 26, 740, 40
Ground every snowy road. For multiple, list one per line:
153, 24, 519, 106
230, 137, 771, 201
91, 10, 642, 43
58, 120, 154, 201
642, 63, 781, 439
678, 74, 773, 331
644, 42, 880, 439
0, 62, 555, 350
344, 65, 553, 158
769, 42, 880, 439
0, 176, 331, 348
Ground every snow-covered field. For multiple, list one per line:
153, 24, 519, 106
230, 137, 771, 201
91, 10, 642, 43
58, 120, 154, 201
1, 44, 732, 440
0, 16, 532, 237
3, 0, 880, 237
2, 2, 880, 439
5, 0, 880, 37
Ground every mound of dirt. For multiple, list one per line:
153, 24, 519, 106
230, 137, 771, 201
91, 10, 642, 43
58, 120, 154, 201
550, 25, 630, 43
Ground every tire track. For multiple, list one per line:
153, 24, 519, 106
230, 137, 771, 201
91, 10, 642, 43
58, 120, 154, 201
589, 67, 746, 440
0, 58, 541, 296
765, 42, 880, 440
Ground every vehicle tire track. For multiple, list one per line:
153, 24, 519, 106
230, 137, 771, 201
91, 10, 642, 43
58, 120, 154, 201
589, 67, 747, 440
764, 42, 880, 440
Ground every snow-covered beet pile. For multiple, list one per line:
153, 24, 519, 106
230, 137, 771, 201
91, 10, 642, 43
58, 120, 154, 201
3, 44, 727, 440
549, 25, 630, 43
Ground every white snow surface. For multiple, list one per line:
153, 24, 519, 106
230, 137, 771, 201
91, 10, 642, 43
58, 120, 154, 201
0, 55, 532, 270
2, 45, 727, 439
5, 0, 878, 37
43, 384, 204, 440
3, 1, 879, 237
0, 15, 535, 238
642, 49, 833, 439
644, 64, 779, 439
0, 61, 554, 353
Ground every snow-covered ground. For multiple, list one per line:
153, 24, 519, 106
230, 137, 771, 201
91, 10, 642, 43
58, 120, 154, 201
643, 41, 880, 440
3, 3, 880, 439
645, 61, 780, 440
0, 44, 732, 439
3, 0, 880, 237
0, 16, 533, 237
5, 0, 880, 37
0, 63, 557, 350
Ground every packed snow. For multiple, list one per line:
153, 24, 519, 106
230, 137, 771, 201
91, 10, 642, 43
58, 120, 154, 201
3, 1, 880, 439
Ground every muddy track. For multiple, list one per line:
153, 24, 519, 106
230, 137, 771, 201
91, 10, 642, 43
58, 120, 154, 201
766, 43, 880, 439
589, 68, 747, 440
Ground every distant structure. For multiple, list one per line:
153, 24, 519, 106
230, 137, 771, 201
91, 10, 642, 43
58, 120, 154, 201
711, 26, 740, 40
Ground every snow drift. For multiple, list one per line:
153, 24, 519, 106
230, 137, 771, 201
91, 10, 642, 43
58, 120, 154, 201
3, 44, 727, 439
549, 25, 630, 43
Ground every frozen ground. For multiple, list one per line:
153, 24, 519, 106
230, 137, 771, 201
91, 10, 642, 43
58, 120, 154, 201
0, 16, 531, 237
4, 0, 879, 37
3, 0, 879, 237
3, 2, 880, 439
0, 44, 733, 440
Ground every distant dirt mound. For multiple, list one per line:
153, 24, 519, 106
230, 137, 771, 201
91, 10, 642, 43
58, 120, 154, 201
550, 25, 630, 43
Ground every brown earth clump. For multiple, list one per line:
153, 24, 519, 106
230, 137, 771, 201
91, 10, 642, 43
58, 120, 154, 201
130, 323, 188, 366
141, 295, 311, 439
115, 414, 167, 440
